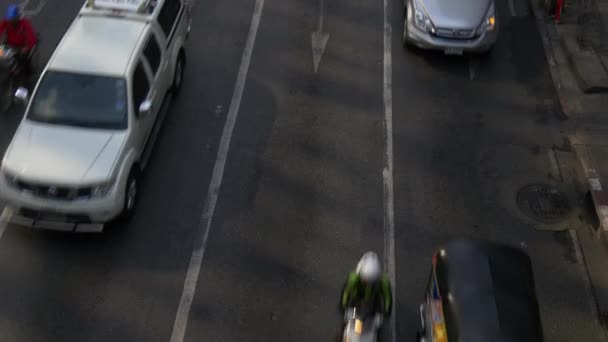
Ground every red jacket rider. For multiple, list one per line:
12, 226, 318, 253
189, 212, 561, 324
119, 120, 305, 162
0, 4, 37, 54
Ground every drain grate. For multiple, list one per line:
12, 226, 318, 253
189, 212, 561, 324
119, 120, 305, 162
516, 184, 571, 223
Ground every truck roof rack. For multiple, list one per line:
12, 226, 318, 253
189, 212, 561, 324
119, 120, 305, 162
83, 0, 158, 15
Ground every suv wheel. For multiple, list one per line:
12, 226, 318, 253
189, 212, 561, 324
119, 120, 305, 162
172, 52, 185, 94
120, 169, 139, 220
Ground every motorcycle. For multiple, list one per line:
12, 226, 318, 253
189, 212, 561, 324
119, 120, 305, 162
342, 307, 383, 342
0, 44, 19, 112
0, 42, 37, 112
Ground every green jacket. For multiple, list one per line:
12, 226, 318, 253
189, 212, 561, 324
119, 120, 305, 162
341, 271, 392, 315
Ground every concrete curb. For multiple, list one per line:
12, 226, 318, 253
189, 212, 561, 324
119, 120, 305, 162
530, 0, 584, 118
587, 169, 608, 238
573, 143, 608, 246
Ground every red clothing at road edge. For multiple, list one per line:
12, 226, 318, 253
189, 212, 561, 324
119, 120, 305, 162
0, 18, 37, 50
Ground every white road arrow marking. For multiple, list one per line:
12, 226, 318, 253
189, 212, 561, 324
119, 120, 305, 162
311, 0, 329, 73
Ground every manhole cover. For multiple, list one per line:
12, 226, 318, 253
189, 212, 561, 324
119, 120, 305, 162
516, 184, 571, 223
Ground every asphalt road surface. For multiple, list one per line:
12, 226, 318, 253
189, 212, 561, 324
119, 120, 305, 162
0, 0, 604, 341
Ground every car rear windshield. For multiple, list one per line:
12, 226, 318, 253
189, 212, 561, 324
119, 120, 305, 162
27, 71, 128, 129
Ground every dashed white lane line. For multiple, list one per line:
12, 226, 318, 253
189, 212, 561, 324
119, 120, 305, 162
508, 0, 517, 16
168, 0, 265, 341
382, 0, 396, 340
0, 207, 11, 240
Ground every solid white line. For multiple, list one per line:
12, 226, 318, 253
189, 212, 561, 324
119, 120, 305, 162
318, 0, 325, 32
382, 0, 396, 340
168, 0, 265, 341
508, 0, 517, 16
569, 229, 608, 342
0, 207, 12, 240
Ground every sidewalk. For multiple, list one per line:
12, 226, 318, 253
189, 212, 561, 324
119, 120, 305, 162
532, 0, 608, 117
532, 0, 608, 238
531, 0, 608, 331
560, 0, 608, 93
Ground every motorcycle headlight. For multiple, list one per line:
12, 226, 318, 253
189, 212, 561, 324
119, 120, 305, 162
413, 0, 436, 34
91, 179, 115, 198
478, 3, 496, 33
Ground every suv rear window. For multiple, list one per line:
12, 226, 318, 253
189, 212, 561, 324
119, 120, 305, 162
27, 71, 128, 129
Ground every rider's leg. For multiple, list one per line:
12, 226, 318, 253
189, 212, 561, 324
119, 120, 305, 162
21, 45, 37, 77
24, 50, 33, 76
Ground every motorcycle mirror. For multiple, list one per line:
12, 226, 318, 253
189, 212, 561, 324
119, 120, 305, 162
14, 87, 28, 104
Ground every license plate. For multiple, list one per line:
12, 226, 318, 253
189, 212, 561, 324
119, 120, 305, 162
38, 211, 68, 222
444, 47, 463, 55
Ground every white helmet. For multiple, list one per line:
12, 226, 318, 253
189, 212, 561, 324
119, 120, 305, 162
356, 251, 381, 284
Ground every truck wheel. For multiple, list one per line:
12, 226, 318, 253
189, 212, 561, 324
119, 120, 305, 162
172, 51, 185, 94
120, 168, 139, 221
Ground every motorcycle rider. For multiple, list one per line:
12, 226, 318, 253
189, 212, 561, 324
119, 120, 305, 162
0, 4, 37, 76
341, 251, 392, 318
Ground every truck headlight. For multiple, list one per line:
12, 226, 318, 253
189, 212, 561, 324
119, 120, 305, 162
91, 180, 115, 198
2, 169, 18, 188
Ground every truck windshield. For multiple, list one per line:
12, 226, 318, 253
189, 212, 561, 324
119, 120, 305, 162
27, 71, 128, 129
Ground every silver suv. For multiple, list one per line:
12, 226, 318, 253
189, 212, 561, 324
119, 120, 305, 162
0, 0, 191, 232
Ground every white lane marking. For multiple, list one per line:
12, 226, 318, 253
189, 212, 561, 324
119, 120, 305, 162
317, 0, 324, 31
508, 0, 517, 16
469, 57, 479, 81
382, 0, 396, 340
569, 230, 608, 342
0, 207, 12, 240
22, 0, 47, 16
168, 0, 265, 341
311, 0, 330, 73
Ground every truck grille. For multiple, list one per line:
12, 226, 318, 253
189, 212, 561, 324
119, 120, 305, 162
13, 179, 92, 200
18, 208, 91, 223
434, 28, 476, 40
